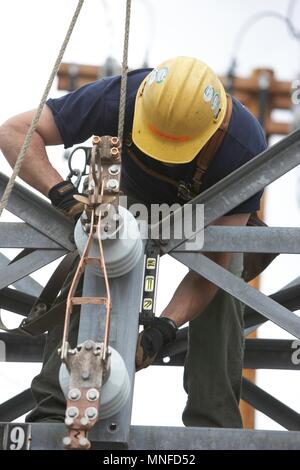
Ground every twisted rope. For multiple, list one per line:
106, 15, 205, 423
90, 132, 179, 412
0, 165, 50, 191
0, 0, 85, 217
117, 0, 132, 145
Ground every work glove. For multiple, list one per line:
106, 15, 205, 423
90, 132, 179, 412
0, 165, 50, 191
136, 317, 178, 372
48, 181, 84, 222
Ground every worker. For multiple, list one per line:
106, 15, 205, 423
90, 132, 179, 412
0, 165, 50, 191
0, 56, 266, 428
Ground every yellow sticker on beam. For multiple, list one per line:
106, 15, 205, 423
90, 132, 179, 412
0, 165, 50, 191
145, 276, 155, 292
146, 258, 156, 270
143, 298, 153, 310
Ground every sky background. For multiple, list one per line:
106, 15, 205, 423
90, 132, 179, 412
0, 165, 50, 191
0, 0, 300, 431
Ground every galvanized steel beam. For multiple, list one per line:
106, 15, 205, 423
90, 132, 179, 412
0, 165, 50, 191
0, 249, 66, 290
0, 172, 74, 251
153, 128, 300, 253
175, 226, 300, 254
0, 253, 42, 296
172, 252, 300, 338
241, 378, 300, 431
0, 223, 64, 249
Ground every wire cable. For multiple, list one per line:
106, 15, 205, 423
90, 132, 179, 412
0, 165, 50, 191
118, 0, 132, 145
228, 1, 300, 76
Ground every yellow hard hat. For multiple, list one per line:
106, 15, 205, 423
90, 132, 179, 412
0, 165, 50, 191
132, 56, 227, 164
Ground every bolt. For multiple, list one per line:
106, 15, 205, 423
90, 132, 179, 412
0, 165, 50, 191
84, 340, 93, 351
110, 137, 119, 145
67, 406, 79, 418
79, 437, 90, 448
68, 388, 81, 401
63, 436, 72, 447
85, 407, 98, 420
107, 179, 118, 190
108, 422, 118, 432
81, 371, 90, 380
111, 146, 119, 156
86, 388, 99, 401
92, 136, 101, 145
80, 417, 89, 426
109, 165, 119, 175
65, 417, 74, 426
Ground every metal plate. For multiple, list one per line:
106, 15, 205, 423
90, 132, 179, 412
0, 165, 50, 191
0, 423, 31, 450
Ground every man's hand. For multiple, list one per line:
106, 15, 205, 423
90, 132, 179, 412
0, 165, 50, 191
48, 181, 84, 222
136, 317, 178, 372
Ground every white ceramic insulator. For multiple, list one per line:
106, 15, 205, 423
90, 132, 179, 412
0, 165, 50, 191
74, 206, 143, 278
59, 347, 130, 420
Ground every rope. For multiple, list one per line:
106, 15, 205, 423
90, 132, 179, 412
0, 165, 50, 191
0, 0, 85, 218
117, 0, 132, 145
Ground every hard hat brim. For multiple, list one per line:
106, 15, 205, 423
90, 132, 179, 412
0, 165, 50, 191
132, 77, 228, 164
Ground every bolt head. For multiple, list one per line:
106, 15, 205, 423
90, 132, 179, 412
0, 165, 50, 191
67, 406, 79, 418
68, 388, 81, 401
86, 388, 99, 401
81, 371, 90, 380
84, 340, 93, 351
63, 436, 72, 446
80, 417, 89, 426
109, 165, 119, 175
107, 179, 118, 190
79, 437, 90, 448
85, 407, 98, 420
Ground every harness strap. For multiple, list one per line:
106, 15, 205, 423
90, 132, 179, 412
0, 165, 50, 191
192, 95, 233, 193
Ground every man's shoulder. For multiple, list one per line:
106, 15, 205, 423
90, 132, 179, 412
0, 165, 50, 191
94, 68, 152, 101
227, 96, 267, 155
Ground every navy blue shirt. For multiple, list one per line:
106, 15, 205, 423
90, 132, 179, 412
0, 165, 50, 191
47, 69, 267, 214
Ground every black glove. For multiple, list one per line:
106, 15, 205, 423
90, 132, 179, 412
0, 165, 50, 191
136, 317, 178, 372
48, 181, 84, 222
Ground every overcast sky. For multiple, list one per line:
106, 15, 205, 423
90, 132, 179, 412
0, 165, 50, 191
0, 0, 300, 431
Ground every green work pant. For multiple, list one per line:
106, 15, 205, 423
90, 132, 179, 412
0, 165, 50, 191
182, 252, 245, 428
26, 252, 245, 427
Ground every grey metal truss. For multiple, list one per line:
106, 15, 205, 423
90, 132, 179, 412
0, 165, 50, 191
0, 248, 67, 291
0, 253, 42, 296
172, 252, 300, 338
152, 127, 300, 252
175, 226, 300, 254
1, 422, 300, 450
0, 127, 300, 449
0, 223, 64, 249
0, 172, 74, 251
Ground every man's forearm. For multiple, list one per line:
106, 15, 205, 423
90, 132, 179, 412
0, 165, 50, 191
161, 251, 232, 327
0, 109, 63, 196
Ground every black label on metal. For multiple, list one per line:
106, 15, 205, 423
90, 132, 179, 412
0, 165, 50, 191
140, 240, 160, 324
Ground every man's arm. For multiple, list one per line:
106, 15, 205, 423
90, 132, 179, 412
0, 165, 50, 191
0, 106, 64, 196
161, 212, 250, 327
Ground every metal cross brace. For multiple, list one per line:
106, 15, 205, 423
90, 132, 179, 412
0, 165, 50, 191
173, 252, 300, 339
